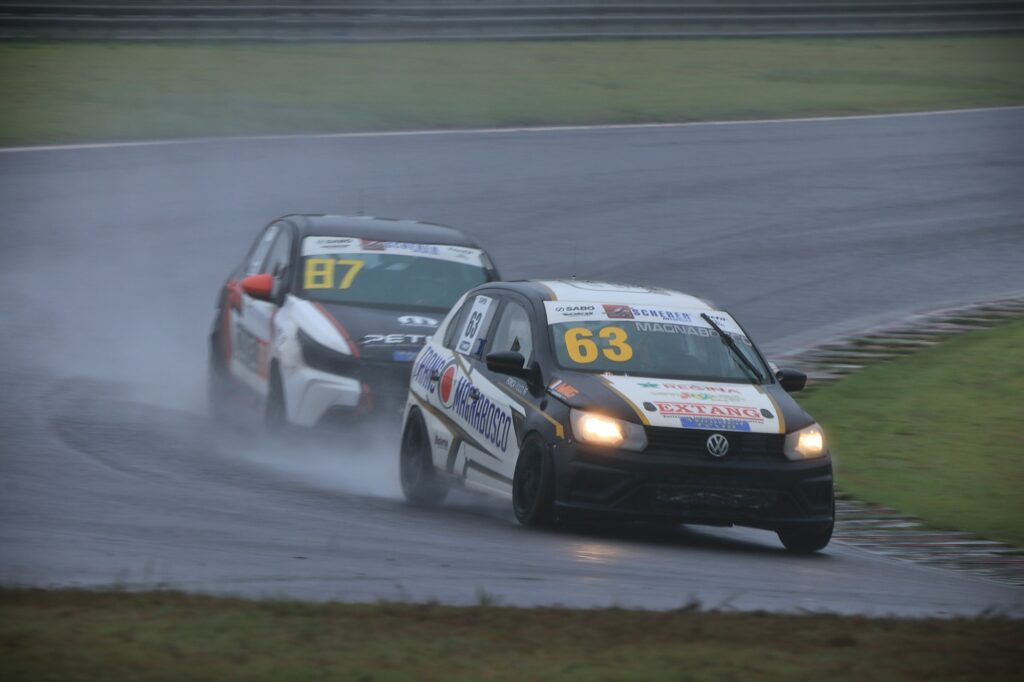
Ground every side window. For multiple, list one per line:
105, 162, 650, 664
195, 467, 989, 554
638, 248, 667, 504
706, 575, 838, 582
245, 223, 280, 275
489, 301, 534, 365
451, 294, 497, 358
262, 229, 292, 277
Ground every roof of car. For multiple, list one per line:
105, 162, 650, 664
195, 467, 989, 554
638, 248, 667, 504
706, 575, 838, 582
491, 280, 713, 309
286, 214, 482, 248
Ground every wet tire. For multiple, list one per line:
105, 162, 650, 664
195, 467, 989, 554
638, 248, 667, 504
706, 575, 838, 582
512, 436, 555, 527
265, 367, 288, 432
399, 412, 448, 506
777, 500, 834, 553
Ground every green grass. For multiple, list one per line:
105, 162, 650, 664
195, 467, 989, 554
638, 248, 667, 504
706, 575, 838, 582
0, 589, 1020, 682
0, 37, 1022, 146
802, 320, 1024, 546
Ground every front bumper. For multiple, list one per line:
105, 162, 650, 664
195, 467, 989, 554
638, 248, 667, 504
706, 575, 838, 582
552, 440, 834, 531
285, 361, 412, 427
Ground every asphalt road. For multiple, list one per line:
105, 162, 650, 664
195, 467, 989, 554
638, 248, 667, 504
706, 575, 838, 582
1, 108, 1022, 616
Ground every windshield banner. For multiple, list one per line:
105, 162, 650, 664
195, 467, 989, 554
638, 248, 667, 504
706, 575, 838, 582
544, 301, 745, 336
302, 236, 485, 266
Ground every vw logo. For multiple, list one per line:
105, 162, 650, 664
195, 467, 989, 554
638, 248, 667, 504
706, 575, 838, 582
399, 315, 438, 327
706, 433, 729, 458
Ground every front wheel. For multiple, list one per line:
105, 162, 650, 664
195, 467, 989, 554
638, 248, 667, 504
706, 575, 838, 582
399, 413, 448, 505
265, 367, 288, 431
512, 436, 555, 527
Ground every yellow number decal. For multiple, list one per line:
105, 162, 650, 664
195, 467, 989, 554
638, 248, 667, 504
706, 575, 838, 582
564, 328, 599, 364
335, 259, 364, 289
304, 258, 334, 289
599, 326, 634, 362
303, 258, 364, 289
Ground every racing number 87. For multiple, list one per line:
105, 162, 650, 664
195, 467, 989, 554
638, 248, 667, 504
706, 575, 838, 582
304, 258, 365, 290
564, 326, 634, 363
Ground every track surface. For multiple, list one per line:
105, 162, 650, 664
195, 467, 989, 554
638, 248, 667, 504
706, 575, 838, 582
1, 109, 1022, 615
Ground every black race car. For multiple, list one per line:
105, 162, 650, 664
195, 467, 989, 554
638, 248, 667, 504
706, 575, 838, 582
399, 280, 834, 552
208, 214, 499, 427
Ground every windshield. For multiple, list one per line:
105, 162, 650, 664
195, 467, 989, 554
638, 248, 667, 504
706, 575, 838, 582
545, 302, 769, 383
300, 236, 489, 310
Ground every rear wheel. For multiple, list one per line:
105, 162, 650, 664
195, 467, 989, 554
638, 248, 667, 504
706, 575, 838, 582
512, 436, 555, 527
400, 413, 448, 505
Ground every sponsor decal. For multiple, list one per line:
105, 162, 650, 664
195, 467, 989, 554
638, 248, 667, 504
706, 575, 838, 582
433, 434, 451, 451
629, 307, 692, 323
639, 382, 659, 388
398, 315, 439, 328
439, 364, 513, 451
681, 416, 752, 432
553, 304, 596, 318
548, 379, 579, 399
660, 383, 741, 393
360, 239, 387, 251
677, 391, 744, 403
505, 376, 529, 397
438, 364, 458, 407
760, 408, 774, 419
602, 304, 635, 319
392, 350, 418, 362
654, 402, 764, 422
411, 346, 448, 393
361, 333, 429, 346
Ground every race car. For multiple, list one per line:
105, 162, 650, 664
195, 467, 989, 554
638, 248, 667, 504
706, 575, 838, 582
399, 280, 834, 552
208, 215, 499, 427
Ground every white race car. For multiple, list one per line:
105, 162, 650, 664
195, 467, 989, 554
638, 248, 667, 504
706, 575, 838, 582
208, 214, 499, 427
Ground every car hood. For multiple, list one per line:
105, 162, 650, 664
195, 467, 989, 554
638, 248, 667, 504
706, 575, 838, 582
546, 372, 814, 434
312, 301, 443, 362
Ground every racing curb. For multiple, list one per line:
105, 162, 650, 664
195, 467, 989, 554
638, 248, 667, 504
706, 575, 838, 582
774, 296, 1024, 586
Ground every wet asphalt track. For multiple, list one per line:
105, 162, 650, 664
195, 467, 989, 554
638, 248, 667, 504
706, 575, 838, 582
1, 108, 1023, 615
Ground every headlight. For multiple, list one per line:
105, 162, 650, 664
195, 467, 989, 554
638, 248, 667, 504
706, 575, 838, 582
570, 409, 647, 452
298, 328, 359, 375
784, 423, 827, 460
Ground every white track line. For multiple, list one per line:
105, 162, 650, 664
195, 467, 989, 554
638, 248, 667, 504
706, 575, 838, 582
1, 105, 1021, 154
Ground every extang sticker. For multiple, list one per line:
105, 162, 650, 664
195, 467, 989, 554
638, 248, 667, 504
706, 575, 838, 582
602, 375, 782, 434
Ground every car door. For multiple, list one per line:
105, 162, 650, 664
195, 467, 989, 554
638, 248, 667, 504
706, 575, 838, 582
411, 290, 516, 495
472, 294, 538, 484
231, 222, 292, 393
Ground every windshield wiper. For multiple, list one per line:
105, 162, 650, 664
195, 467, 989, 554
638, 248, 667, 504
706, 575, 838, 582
700, 313, 764, 384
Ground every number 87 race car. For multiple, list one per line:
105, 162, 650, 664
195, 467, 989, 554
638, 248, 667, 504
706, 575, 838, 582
400, 280, 834, 552
208, 215, 499, 427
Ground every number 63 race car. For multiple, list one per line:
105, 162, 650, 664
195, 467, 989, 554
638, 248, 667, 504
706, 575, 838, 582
209, 215, 499, 427
400, 280, 834, 552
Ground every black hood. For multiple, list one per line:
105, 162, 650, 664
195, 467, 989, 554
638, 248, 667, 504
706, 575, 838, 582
313, 302, 442, 362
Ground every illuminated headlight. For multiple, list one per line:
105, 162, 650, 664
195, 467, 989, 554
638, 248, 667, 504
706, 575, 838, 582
784, 423, 827, 460
570, 409, 647, 452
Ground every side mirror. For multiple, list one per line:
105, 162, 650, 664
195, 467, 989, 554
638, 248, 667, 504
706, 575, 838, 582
240, 273, 274, 302
776, 368, 807, 393
486, 351, 530, 378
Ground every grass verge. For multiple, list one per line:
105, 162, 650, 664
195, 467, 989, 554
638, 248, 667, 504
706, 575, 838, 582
0, 37, 1022, 146
0, 589, 1021, 682
801, 319, 1024, 546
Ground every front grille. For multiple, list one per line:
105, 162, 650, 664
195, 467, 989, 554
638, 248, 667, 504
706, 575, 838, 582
644, 427, 785, 461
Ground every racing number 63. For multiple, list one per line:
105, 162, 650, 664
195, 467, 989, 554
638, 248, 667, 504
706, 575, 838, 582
564, 326, 634, 363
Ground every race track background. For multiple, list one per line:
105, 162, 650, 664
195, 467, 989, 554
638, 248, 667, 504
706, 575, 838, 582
0, 108, 1022, 615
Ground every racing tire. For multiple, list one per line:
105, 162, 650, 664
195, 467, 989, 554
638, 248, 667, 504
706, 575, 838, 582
207, 333, 235, 423
399, 412, 449, 506
512, 436, 555, 527
777, 500, 834, 553
265, 366, 288, 432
